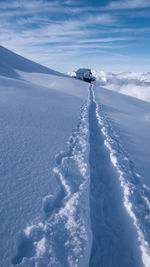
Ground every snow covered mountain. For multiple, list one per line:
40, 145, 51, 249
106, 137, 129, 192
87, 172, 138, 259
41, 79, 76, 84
0, 45, 65, 79
0, 46, 150, 267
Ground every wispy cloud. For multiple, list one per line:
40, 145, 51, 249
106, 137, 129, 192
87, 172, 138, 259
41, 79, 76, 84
78, 37, 141, 43
0, 0, 150, 72
105, 0, 150, 10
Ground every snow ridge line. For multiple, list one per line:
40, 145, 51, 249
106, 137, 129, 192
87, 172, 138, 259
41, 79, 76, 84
12, 101, 91, 267
91, 84, 150, 267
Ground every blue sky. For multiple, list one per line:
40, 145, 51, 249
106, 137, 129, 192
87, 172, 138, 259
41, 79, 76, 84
0, 0, 150, 72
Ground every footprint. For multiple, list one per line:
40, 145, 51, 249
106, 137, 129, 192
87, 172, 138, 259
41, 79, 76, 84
12, 233, 35, 264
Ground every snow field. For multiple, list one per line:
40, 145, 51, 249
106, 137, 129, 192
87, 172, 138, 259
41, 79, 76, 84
92, 85, 150, 267
0, 55, 90, 267
12, 100, 92, 267
89, 84, 143, 267
1, 45, 150, 267
2, 79, 150, 267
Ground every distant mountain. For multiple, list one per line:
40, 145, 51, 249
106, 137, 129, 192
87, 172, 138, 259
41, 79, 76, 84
0, 45, 65, 79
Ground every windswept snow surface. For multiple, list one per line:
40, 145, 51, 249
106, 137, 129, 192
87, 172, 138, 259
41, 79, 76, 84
94, 84, 150, 267
89, 85, 143, 267
0, 46, 91, 266
1, 45, 150, 267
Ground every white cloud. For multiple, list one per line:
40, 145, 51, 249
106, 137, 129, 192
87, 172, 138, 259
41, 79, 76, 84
84, 13, 116, 25
95, 71, 150, 103
106, 0, 150, 10
79, 37, 140, 43
0, 2, 118, 61
0, 0, 149, 72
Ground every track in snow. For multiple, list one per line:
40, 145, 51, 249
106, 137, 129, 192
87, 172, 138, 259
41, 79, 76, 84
88, 84, 143, 267
12, 102, 91, 267
11, 83, 150, 267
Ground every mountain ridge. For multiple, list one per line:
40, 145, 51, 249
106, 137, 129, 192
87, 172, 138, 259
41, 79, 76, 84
0, 45, 66, 79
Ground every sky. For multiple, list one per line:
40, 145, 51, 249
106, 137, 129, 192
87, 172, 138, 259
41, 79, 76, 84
0, 0, 150, 73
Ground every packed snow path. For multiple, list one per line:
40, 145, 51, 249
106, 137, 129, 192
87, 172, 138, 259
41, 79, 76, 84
89, 84, 144, 267
89, 84, 150, 267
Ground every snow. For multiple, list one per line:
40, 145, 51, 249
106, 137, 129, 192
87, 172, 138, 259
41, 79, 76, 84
0, 45, 65, 79
94, 85, 150, 186
0, 46, 90, 267
89, 85, 144, 267
35, 237, 46, 258
0, 45, 150, 267
94, 84, 150, 267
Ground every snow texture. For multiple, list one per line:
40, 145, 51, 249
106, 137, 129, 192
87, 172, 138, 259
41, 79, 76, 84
0, 45, 90, 267
94, 84, 150, 267
0, 45, 150, 267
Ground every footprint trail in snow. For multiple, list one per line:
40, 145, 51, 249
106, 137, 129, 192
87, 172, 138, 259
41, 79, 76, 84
12, 101, 92, 267
12, 84, 150, 267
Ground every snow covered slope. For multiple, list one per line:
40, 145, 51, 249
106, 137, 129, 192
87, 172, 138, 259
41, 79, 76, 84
93, 84, 150, 267
95, 86, 150, 185
1, 46, 150, 267
0, 46, 90, 267
0, 45, 65, 79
